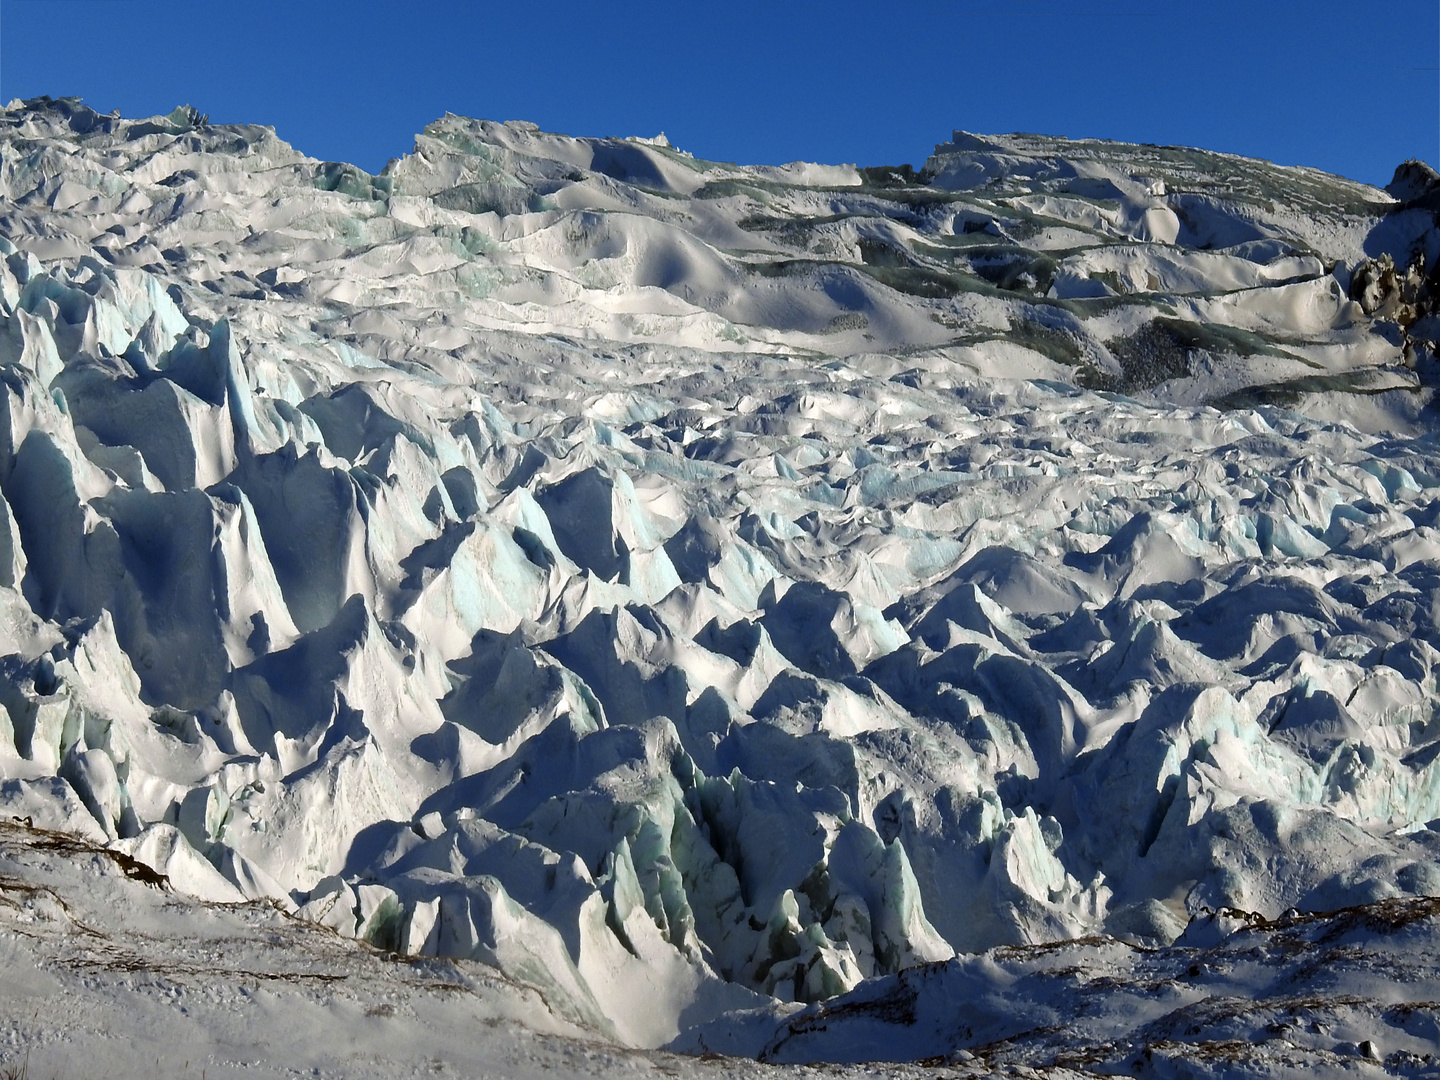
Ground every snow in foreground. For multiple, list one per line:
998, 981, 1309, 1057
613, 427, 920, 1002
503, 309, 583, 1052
0, 817, 860, 1079
1, 94, 1440, 1070
5, 817, 1440, 1078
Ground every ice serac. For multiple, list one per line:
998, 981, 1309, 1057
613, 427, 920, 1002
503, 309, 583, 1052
3, 95, 1440, 1061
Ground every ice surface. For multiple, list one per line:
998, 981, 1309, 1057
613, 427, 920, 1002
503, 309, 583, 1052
690, 895, 1440, 1072
1, 94, 1440, 1073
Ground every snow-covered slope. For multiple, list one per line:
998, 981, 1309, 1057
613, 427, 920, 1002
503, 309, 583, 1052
0, 816, 936, 1080
2, 93, 1440, 1066
695, 897, 1440, 1075
9, 813, 1440, 1079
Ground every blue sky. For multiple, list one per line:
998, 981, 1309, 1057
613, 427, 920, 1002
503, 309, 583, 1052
1, 0, 1435, 187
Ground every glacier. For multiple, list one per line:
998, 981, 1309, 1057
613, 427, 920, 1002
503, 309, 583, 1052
1, 93, 1440, 1074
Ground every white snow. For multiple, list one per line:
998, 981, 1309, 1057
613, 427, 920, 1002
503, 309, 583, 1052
0, 94, 1438, 1077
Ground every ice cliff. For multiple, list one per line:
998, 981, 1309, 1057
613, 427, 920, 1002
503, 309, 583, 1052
2, 94, 1440, 1055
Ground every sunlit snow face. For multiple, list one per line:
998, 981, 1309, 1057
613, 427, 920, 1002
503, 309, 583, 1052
0, 96, 1437, 1061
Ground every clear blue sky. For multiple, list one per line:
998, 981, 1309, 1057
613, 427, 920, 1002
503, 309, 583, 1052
1, 0, 1435, 188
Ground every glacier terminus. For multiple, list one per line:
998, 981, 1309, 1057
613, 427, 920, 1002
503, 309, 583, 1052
0, 95, 1439, 1077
